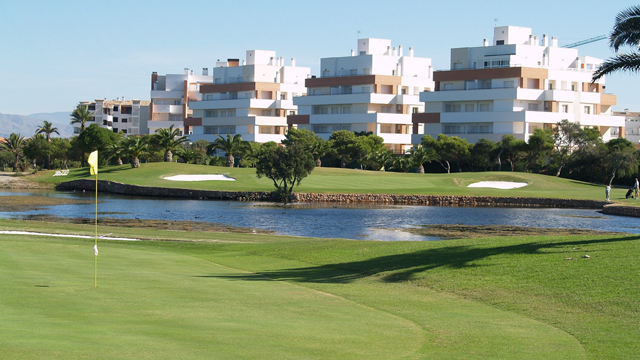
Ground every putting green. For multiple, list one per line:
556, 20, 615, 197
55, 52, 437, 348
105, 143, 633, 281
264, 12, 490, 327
0, 238, 422, 359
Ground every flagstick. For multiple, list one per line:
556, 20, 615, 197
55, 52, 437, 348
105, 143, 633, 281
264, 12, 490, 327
94, 172, 98, 287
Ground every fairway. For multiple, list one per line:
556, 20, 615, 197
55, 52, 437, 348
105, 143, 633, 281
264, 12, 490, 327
1, 237, 423, 359
32, 162, 637, 203
0, 225, 615, 359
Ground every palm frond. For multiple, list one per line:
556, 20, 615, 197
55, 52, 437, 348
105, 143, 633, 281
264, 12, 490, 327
610, 5, 640, 51
592, 52, 640, 81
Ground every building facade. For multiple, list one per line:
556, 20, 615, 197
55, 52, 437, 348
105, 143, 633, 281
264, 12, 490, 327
614, 111, 640, 147
73, 99, 150, 136
149, 69, 213, 136
412, 26, 624, 145
289, 38, 434, 154
188, 50, 310, 143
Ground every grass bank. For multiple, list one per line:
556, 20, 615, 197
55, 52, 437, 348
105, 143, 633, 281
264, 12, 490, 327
29, 162, 637, 203
1, 219, 637, 359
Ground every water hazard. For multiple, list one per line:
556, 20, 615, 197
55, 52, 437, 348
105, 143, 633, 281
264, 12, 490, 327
1, 190, 638, 241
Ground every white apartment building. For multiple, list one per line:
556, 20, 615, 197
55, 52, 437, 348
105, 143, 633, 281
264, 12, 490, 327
73, 99, 150, 136
614, 111, 640, 147
188, 51, 310, 143
290, 38, 434, 154
149, 69, 213, 136
412, 26, 624, 144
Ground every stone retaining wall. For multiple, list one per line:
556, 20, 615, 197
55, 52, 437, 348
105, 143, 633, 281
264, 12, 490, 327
602, 205, 640, 217
57, 179, 612, 209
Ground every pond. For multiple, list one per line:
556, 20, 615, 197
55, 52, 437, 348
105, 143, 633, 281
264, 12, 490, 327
1, 190, 638, 241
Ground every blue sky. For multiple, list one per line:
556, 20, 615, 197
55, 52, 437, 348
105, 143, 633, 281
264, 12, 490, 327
0, 0, 637, 115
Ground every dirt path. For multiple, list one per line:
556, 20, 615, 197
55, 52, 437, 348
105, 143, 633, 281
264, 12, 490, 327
0, 173, 54, 189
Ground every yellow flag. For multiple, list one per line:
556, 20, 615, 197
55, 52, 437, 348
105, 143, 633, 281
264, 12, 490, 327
88, 150, 98, 175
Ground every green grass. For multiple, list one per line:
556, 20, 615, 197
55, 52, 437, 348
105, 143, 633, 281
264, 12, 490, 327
30, 162, 637, 203
1, 219, 638, 359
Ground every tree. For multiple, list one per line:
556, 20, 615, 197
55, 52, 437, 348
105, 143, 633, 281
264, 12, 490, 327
592, 5, 640, 81
36, 120, 59, 169
104, 138, 126, 166
523, 129, 554, 172
207, 134, 249, 167
70, 104, 94, 166
601, 138, 639, 185
390, 155, 412, 173
433, 134, 472, 173
496, 135, 526, 171
328, 130, 357, 168
470, 138, 497, 171
256, 142, 315, 204
282, 128, 330, 167
77, 124, 120, 159
553, 120, 601, 176
409, 144, 437, 173
175, 146, 202, 164
0, 133, 28, 171
122, 136, 149, 168
152, 124, 190, 162
362, 148, 394, 171
24, 134, 49, 170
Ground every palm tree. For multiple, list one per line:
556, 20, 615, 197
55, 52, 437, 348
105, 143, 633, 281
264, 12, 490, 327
70, 104, 94, 166
36, 121, 59, 169
0, 133, 28, 171
152, 125, 190, 162
592, 5, 640, 81
207, 134, 249, 167
105, 139, 126, 166
409, 144, 437, 174
70, 104, 94, 133
122, 136, 149, 168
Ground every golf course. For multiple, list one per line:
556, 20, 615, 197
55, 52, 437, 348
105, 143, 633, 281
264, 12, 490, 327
1, 164, 638, 359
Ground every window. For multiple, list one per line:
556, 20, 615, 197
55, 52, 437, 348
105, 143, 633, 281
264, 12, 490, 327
479, 104, 490, 112
113, 117, 119, 123
261, 110, 271, 116
464, 104, 475, 112
330, 106, 339, 114
381, 106, 392, 113
503, 80, 515, 88
380, 125, 392, 133
113, 106, 119, 111
204, 126, 236, 135
363, 68, 371, 75
122, 129, 127, 134
122, 118, 128, 123
341, 105, 351, 114
443, 125, 463, 133
562, 105, 569, 113
443, 83, 453, 91
174, 100, 181, 105
205, 110, 214, 117
103, 120, 108, 125
313, 125, 329, 133
444, 104, 461, 112
288, 111, 296, 116
584, 106, 591, 114
361, 86, 371, 93
496, 40, 505, 45
112, 128, 118, 133
312, 89, 322, 96
528, 103, 539, 111
350, 69, 357, 75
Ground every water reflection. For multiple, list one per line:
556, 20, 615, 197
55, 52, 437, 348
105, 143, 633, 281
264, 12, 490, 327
0, 189, 637, 241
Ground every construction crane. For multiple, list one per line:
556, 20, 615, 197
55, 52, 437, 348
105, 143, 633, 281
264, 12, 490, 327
564, 35, 607, 48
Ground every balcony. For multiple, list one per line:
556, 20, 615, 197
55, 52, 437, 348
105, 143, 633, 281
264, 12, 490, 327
308, 112, 411, 125
153, 104, 182, 114
294, 93, 396, 106
150, 90, 184, 99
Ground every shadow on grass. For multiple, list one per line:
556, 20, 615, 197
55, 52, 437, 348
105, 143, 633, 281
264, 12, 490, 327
197, 235, 639, 284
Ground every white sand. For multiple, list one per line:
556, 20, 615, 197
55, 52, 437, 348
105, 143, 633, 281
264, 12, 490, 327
163, 174, 236, 182
468, 181, 528, 189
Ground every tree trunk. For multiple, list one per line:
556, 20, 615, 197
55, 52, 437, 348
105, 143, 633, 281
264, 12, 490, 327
132, 157, 140, 168
508, 159, 514, 172
315, 158, 322, 167
165, 150, 173, 163
609, 173, 615, 187
46, 154, 51, 170
496, 149, 503, 171
341, 157, 346, 168
226, 154, 234, 167
417, 165, 424, 174
555, 165, 563, 177
116, 158, 123, 166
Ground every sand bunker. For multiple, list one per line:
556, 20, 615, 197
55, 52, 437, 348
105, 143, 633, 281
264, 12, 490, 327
468, 181, 528, 189
164, 174, 236, 182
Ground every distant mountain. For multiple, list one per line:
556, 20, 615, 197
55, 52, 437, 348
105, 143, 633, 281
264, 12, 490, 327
0, 112, 73, 138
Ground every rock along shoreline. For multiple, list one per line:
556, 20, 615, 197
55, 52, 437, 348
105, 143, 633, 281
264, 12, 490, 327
55, 179, 640, 218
